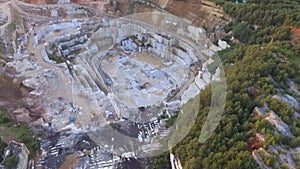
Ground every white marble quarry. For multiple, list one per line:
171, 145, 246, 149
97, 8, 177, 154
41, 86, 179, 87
10, 13, 224, 160
34, 20, 85, 47
27, 16, 217, 130
57, 0, 71, 3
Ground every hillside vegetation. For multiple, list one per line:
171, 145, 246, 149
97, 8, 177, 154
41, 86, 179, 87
153, 0, 300, 168
0, 108, 40, 159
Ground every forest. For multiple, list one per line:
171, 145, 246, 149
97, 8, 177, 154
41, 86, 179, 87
153, 0, 300, 168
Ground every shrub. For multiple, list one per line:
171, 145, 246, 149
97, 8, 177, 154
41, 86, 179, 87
3, 155, 19, 169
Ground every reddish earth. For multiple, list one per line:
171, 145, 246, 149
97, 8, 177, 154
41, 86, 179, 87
0, 73, 27, 105
135, 6, 157, 13
290, 26, 300, 36
248, 135, 262, 152
164, 0, 230, 30
24, 0, 58, 5
0, 72, 44, 123
59, 153, 80, 169
20, 0, 229, 29
129, 0, 230, 30
290, 26, 300, 45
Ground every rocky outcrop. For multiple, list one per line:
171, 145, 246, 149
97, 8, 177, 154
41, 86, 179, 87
253, 105, 294, 138
253, 105, 269, 117
12, 108, 32, 123
217, 39, 230, 50
265, 111, 294, 137
251, 87, 300, 168
0, 141, 30, 169
170, 153, 183, 169
273, 94, 299, 108
252, 148, 272, 169
253, 145, 298, 169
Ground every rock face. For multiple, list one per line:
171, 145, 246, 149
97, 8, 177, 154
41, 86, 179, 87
253, 145, 298, 169
35, 130, 153, 169
265, 111, 294, 137
217, 39, 230, 50
253, 105, 269, 117
273, 94, 300, 108
57, 0, 71, 3
252, 94, 300, 169
0, 141, 30, 169
253, 105, 294, 137
252, 148, 272, 169
247, 86, 261, 97
170, 153, 183, 169
12, 108, 32, 123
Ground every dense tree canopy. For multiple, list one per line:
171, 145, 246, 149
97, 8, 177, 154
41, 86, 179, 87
153, 0, 300, 168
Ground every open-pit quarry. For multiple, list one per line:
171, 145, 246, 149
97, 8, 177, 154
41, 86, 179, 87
32, 12, 217, 154
0, 0, 226, 168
